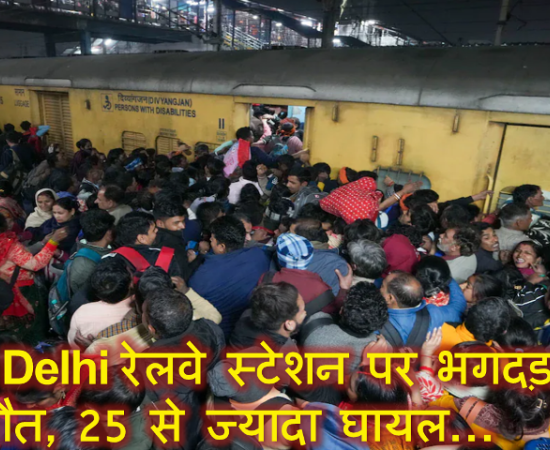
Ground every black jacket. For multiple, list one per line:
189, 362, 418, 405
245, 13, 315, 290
475, 248, 503, 274
229, 309, 290, 351
144, 319, 225, 450
154, 228, 200, 281
111, 244, 183, 277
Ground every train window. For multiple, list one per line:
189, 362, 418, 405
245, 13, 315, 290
122, 131, 146, 152
156, 136, 180, 155
250, 104, 307, 154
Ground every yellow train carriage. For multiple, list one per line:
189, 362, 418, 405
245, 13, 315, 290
1, 47, 550, 210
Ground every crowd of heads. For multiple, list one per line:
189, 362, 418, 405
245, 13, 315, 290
0, 118, 549, 450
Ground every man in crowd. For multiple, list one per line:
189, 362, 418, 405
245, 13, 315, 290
438, 225, 481, 283
189, 216, 271, 336
95, 184, 133, 224
495, 203, 532, 253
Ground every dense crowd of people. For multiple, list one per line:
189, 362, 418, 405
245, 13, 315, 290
0, 109, 550, 450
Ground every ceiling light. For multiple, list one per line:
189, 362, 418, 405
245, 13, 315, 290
301, 20, 313, 27
333, 38, 341, 44
105, 39, 113, 45
275, 22, 282, 27
252, 15, 259, 19
366, 19, 377, 25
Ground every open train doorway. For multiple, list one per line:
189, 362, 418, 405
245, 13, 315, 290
249, 104, 308, 157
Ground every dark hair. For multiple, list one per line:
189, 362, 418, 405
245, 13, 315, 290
145, 288, 193, 339
344, 219, 382, 245
288, 167, 312, 185
115, 211, 155, 247
277, 154, 295, 172
500, 203, 531, 228
441, 204, 471, 228
294, 218, 327, 243
153, 196, 186, 221
102, 184, 126, 205
242, 161, 258, 182
20, 120, 31, 131
236, 127, 253, 140
106, 148, 125, 167
79, 365, 144, 411
46, 407, 109, 450
196, 202, 223, 232
465, 204, 481, 222
5, 131, 21, 144
471, 273, 503, 302
55, 197, 78, 214
472, 221, 494, 233
37, 190, 56, 202
343, 167, 358, 183
487, 387, 550, 439
411, 189, 439, 205
311, 162, 331, 180
51, 174, 73, 192
385, 223, 423, 248
80, 209, 114, 242
464, 297, 511, 342
415, 256, 452, 297
250, 282, 300, 332
207, 176, 230, 199
354, 363, 409, 406
90, 258, 132, 304
347, 240, 387, 279
76, 138, 91, 149
206, 156, 226, 178
234, 202, 264, 226
136, 266, 172, 309
513, 184, 541, 205
492, 266, 525, 301
410, 204, 439, 234
512, 240, 542, 260
386, 271, 423, 308
238, 184, 262, 205
86, 194, 98, 211
297, 203, 330, 223
210, 216, 246, 252
341, 282, 388, 336
498, 316, 537, 349
3, 123, 14, 133
356, 170, 378, 181
453, 225, 481, 256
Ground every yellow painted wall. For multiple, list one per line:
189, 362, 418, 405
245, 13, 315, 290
2, 84, 550, 204
0, 86, 33, 130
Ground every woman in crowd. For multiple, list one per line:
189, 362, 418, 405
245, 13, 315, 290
461, 273, 503, 309
0, 213, 67, 342
25, 188, 57, 232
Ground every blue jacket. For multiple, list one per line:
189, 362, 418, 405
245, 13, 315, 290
189, 247, 271, 336
387, 280, 467, 344
307, 248, 349, 295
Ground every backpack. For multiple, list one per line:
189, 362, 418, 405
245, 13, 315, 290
48, 248, 102, 336
265, 135, 288, 157
112, 246, 174, 283
0, 148, 25, 195
380, 307, 430, 348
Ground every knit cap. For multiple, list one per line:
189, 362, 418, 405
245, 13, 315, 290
276, 233, 314, 270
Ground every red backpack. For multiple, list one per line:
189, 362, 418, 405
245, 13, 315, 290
112, 247, 174, 283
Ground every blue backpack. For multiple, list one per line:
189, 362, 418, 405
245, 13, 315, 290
48, 248, 101, 336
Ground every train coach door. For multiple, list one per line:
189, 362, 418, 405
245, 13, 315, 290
37, 92, 73, 154
491, 125, 550, 210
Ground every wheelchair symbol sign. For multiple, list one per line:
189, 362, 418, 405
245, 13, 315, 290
102, 93, 113, 112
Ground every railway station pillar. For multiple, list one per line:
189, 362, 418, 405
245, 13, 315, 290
44, 33, 56, 57
79, 30, 92, 55
321, 0, 342, 49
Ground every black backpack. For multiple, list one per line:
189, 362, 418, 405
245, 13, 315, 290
380, 307, 431, 348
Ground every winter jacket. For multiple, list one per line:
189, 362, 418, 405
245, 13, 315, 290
107, 244, 183, 278
154, 227, 194, 281
67, 241, 111, 295
306, 248, 350, 295
35, 216, 81, 253
144, 319, 225, 450
189, 247, 271, 336
385, 280, 467, 344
